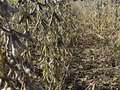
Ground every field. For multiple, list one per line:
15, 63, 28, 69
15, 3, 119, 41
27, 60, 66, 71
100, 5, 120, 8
0, 0, 120, 90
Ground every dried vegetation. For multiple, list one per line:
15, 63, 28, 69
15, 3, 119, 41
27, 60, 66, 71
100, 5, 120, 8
0, 0, 120, 90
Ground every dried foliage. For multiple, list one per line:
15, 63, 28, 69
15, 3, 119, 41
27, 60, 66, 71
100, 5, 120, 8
0, 0, 120, 90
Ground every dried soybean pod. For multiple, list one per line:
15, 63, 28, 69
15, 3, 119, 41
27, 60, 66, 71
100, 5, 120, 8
0, 48, 6, 79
